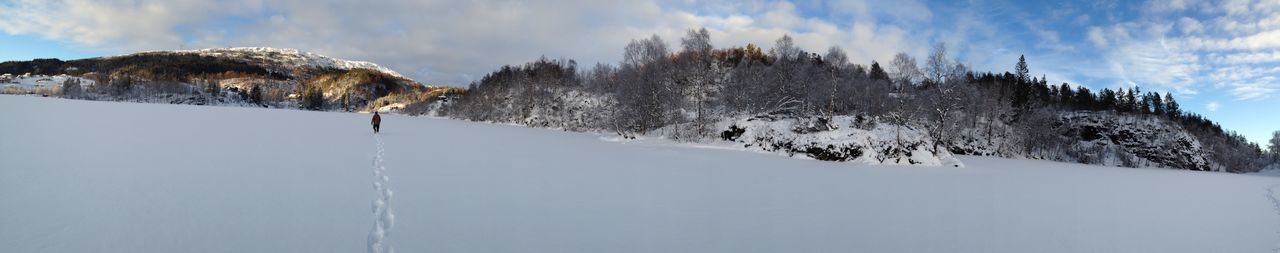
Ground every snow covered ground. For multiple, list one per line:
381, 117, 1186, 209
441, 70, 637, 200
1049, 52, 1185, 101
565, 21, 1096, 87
1, 74, 92, 93
2, 95, 1279, 253
1256, 168, 1280, 177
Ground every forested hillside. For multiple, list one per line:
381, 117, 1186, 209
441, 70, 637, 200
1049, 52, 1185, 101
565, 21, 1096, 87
2, 33, 1275, 172
0, 48, 452, 112
442, 28, 1280, 172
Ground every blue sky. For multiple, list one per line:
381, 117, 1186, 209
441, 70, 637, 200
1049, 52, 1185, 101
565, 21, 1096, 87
0, 0, 1276, 145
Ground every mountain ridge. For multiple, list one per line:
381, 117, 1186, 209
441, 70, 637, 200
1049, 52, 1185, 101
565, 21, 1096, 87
130, 47, 410, 80
1, 47, 446, 112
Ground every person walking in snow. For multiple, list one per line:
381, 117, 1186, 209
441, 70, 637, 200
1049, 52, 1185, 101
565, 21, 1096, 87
371, 111, 382, 134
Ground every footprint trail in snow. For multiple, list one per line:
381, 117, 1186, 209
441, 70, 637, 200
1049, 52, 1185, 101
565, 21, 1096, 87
1267, 184, 1280, 253
368, 134, 395, 253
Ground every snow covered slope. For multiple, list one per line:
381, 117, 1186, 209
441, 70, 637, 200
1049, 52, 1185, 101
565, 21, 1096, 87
2, 95, 1279, 253
133, 47, 408, 79
1, 74, 92, 89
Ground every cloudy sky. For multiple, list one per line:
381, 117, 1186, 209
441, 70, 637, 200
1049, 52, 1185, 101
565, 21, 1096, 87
1, 0, 1277, 145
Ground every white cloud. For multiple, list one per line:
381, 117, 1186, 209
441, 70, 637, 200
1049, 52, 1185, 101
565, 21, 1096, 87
1143, 0, 1201, 13
1178, 17, 1205, 34
1230, 81, 1278, 100
3, 0, 1272, 102
1206, 101, 1220, 111
1209, 50, 1280, 64
1182, 29, 1280, 51
1208, 65, 1280, 83
0, 0, 934, 85
827, 0, 933, 23
1087, 26, 1108, 48
1207, 65, 1280, 100
760, 1, 802, 29
1214, 14, 1280, 35
1075, 1, 1280, 101
1075, 14, 1091, 25
1080, 21, 1204, 95
0, 0, 230, 51
1033, 29, 1072, 51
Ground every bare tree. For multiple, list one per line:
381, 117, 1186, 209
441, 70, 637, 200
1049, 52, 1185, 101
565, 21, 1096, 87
924, 42, 949, 84
764, 34, 805, 116
822, 46, 850, 119
885, 94, 918, 158
824, 46, 849, 70
680, 28, 713, 53
889, 53, 921, 90
583, 63, 617, 93
1270, 130, 1280, 156
773, 34, 800, 62
622, 35, 670, 68
614, 35, 674, 136
674, 28, 722, 140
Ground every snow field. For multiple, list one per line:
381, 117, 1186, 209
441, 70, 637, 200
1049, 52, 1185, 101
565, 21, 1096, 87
1, 95, 1279, 253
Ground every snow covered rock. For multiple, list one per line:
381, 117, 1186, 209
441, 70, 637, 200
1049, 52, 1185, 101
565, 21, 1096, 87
1058, 112, 1213, 171
720, 115, 965, 167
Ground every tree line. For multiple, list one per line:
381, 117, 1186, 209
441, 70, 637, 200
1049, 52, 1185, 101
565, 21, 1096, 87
443, 27, 1279, 172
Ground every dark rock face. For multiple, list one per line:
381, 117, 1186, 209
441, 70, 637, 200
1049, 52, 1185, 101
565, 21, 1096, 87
721, 125, 746, 141
1059, 113, 1212, 171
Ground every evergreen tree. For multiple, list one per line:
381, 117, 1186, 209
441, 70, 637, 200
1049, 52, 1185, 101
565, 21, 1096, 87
1151, 92, 1164, 115
1073, 86, 1094, 110
301, 85, 325, 110
1058, 83, 1073, 105
1138, 93, 1152, 114
1119, 88, 1136, 113
1164, 92, 1180, 118
868, 61, 889, 81
59, 78, 83, 98
1099, 88, 1118, 112
1014, 55, 1029, 83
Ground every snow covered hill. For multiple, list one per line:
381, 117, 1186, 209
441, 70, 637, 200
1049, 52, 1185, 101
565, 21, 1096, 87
1, 47, 433, 112
1, 74, 93, 96
2, 95, 1279, 253
156, 47, 409, 79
